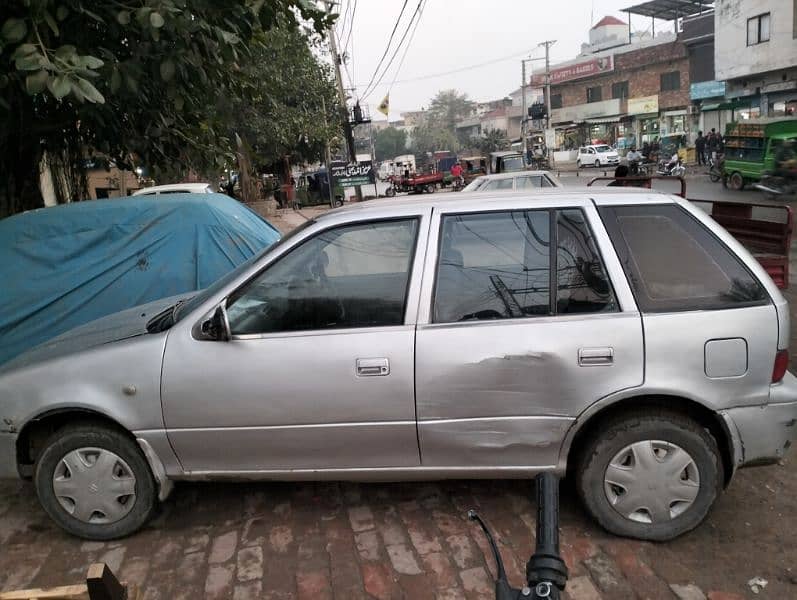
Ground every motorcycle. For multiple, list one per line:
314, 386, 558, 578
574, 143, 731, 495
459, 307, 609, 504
452, 176, 466, 192
657, 158, 686, 178
754, 172, 797, 199
707, 155, 724, 183
469, 473, 568, 599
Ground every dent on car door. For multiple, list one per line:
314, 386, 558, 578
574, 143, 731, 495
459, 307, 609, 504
161, 216, 426, 472
415, 206, 643, 468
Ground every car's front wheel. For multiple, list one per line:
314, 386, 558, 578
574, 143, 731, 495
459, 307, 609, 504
576, 411, 721, 541
594, 159, 601, 168
34, 424, 157, 540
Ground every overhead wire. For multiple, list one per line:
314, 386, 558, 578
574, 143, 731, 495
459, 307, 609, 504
386, 0, 426, 90
361, 0, 426, 100
342, 0, 357, 59
359, 0, 410, 100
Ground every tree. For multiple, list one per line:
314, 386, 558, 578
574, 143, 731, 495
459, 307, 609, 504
409, 124, 460, 161
0, 0, 333, 217
427, 89, 474, 132
374, 126, 407, 161
473, 129, 509, 155
226, 25, 341, 178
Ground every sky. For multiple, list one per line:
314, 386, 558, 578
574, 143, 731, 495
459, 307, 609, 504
333, 0, 674, 121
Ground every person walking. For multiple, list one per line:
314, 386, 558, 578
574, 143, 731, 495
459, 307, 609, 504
695, 131, 706, 166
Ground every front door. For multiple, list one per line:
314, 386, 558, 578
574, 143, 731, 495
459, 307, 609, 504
161, 216, 425, 473
415, 202, 644, 468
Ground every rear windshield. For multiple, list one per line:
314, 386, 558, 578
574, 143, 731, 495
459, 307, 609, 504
598, 204, 769, 312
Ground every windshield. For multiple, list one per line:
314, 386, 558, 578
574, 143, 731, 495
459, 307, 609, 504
595, 145, 613, 153
173, 219, 314, 322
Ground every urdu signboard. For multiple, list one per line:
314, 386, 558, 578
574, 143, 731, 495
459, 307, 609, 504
330, 160, 375, 187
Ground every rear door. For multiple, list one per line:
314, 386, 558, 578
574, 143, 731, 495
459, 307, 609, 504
596, 200, 778, 408
414, 198, 644, 469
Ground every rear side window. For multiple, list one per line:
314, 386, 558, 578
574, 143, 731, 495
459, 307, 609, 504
483, 178, 514, 191
599, 204, 769, 312
516, 176, 554, 189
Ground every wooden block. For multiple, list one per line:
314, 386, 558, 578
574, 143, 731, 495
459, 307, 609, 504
86, 564, 126, 600
0, 583, 88, 599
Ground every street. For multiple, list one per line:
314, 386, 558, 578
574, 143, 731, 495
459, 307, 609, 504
2, 187, 796, 600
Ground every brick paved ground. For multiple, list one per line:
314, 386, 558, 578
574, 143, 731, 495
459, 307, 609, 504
1, 206, 796, 599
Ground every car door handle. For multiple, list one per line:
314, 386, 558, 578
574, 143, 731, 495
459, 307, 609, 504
579, 347, 614, 366
356, 358, 390, 377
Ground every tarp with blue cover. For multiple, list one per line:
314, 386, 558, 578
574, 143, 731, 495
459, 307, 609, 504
0, 193, 280, 365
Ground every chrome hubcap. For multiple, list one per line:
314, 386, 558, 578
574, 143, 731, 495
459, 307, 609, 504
52, 447, 136, 524
603, 440, 700, 524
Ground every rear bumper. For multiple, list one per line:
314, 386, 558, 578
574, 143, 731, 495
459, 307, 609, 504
722, 372, 797, 468
0, 431, 19, 479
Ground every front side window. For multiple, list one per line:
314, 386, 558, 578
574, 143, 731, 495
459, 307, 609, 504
433, 209, 617, 323
227, 219, 419, 334
747, 13, 771, 45
599, 204, 768, 312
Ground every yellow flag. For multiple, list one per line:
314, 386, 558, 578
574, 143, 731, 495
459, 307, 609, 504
377, 94, 389, 116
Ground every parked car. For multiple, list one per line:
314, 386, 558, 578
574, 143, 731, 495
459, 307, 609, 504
132, 183, 214, 195
0, 193, 280, 366
577, 145, 620, 168
461, 171, 561, 192
1, 188, 795, 542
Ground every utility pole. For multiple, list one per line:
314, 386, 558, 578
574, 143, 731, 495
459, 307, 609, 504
538, 40, 556, 131
521, 59, 527, 162
326, 1, 362, 201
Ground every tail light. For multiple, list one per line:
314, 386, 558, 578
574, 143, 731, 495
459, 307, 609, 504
772, 349, 789, 383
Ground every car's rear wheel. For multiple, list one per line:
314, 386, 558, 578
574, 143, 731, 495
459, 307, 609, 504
576, 411, 721, 541
35, 424, 157, 540
425, 184, 436, 194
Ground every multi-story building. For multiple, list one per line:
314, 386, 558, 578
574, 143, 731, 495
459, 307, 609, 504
714, 0, 797, 118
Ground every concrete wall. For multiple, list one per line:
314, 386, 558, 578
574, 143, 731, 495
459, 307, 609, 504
715, 0, 797, 80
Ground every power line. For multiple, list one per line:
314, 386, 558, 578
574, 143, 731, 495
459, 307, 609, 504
387, 0, 426, 90
342, 0, 357, 58
362, 0, 425, 100
337, 0, 351, 43
359, 0, 410, 100
357, 45, 537, 89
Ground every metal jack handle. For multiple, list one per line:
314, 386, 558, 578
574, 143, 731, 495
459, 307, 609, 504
526, 473, 569, 598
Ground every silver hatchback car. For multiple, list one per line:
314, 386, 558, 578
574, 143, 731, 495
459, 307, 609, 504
1, 189, 796, 542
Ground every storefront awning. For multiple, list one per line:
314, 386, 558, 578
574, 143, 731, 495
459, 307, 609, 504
701, 103, 721, 111
585, 117, 622, 124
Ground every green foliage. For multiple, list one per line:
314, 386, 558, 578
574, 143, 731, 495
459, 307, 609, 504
472, 129, 509, 155
0, 0, 335, 216
410, 123, 460, 157
427, 89, 474, 132
374, 126, 407, 161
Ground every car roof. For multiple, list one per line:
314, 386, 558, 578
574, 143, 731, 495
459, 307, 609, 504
470, 171, 555, 180
490, 150, 521, 157
133, 183, 212, 195
317, 188, 678, 220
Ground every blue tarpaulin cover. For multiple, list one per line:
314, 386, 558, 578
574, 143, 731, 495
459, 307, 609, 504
0, 193, 280, 365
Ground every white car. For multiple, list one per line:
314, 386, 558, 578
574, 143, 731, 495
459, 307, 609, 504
462, 171, 561, 192
133, 183, 215, 196
576, 145, 620, 168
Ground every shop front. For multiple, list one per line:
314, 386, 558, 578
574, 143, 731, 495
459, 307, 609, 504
550, 98, 623, 151
627, 95, 660, 147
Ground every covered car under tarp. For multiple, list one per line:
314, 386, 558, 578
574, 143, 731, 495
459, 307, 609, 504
0, 193, 280, 365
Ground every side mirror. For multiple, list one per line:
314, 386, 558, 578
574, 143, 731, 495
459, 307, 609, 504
200, 304, 231, 341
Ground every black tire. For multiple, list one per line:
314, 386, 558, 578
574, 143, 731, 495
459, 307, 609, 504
709, 171, 720, 183
575, 411, 721, 541
594, 159, 601, 168
576, 159, 581, 168
385, 187, 396, 197
425, 184, 435, 194
34, 424, 157, 540
729, 171, 745, 191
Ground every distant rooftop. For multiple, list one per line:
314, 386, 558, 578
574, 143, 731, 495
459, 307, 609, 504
623, 0, 714, 21
592, 15, 626, 28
